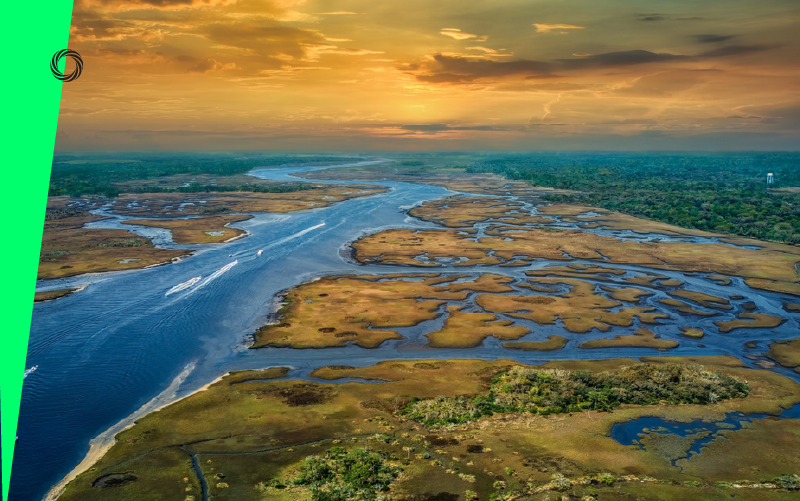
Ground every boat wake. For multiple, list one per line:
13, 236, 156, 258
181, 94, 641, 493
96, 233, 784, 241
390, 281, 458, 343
182, 260, 238, 297
263, 222, 326, 250
165, 276, 201, 296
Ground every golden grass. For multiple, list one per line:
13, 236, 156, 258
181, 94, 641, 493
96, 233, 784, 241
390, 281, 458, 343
624, 273, 669, 287
478, 279, 668, 333
576, 212, 717, 237
600, 285, 653, 302
409, 196, 550, 227
503, 335, 569, 351
252, 274, 483, 349
668, 290, 732, 310
353, 225, 800, 297
578, 328, 679, 350
676, 418, 800, 482
124, 215, 252, 244
713, 312, 785, 333
765, 339, 800, 368
679, 327, 705, 338
706, 274, 732, 286
58, 357, 800, 501
38, 203, 189, 280
436, 273, 516, 293
115, 185, 387, 217
426, 305, 530, 348
297, 166, 558, 196
658, 298, 719, 317
535, 204, 605, 216
33, 288, 78, 302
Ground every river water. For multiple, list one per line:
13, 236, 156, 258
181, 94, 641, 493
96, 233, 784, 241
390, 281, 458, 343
15, 161, 800, 501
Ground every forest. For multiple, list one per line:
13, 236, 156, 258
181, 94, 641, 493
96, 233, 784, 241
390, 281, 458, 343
275, 447, 401, 501
48, 153, 361, 197
467, 153, 800, 244
402, 364, 749, 427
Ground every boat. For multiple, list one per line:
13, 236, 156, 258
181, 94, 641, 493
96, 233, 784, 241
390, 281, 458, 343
165, 276, 202, 296
257, 249, 263, 257
24, 365, 38, 378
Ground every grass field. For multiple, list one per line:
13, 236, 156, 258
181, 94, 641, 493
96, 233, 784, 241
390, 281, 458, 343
57, 357, 800, 501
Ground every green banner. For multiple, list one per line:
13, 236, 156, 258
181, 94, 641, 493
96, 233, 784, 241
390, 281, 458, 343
2, 1, 74, 499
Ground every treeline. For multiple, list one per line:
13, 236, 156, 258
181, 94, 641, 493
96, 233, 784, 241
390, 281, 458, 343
48, 154, 361, 197
466, 153, 800, 244
276, 446, 400, 501
126, 183, 317, 194
403, 364, 749, 427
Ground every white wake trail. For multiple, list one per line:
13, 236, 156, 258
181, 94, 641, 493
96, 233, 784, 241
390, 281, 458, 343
180, 260, 238, 298
262, 222, 326, 251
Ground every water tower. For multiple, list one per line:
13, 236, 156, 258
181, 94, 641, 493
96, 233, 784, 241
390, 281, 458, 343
767, 173, 774, 186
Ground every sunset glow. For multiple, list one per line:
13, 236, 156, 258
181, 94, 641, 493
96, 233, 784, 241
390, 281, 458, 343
57, 0, 800, 150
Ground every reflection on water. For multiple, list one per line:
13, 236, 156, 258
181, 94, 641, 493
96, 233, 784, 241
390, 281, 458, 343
17, 160, 800, 501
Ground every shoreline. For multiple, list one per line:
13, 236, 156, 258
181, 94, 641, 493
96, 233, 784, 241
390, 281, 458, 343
44, 362, 202, 501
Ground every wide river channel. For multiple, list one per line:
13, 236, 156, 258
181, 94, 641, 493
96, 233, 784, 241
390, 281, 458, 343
15, 160, 800, 501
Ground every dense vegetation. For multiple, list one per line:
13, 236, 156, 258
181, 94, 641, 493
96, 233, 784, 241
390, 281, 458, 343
287, 447, 401, 501
466, 153, 800, 244
49, 153, 361, 197
403, 364, 749, 427
125, 182, 318, 194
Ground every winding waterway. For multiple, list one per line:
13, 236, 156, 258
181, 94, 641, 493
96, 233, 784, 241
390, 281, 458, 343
16, 161, 800, 501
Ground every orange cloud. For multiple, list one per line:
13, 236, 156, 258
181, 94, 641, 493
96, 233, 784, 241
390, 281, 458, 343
533, 23, 584, 33
440, 28, 488, 41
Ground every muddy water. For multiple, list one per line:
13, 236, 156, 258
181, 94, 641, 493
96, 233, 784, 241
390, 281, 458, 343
19, 161, 800, 501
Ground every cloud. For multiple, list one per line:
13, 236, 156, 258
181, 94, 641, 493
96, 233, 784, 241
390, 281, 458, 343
195, 23, 326, 61
636, 13, 706, 22
466, 46, 513, 57
404, 49, 696, 84
318, 11, 356, 15
440, 28, 487, 41
700, 44, 776, 57
403, 54, 554, 83
76, 0, 236, 11
532, 23, 584, 33
637, 13, 666, 21
556, 50, 689, 69
493, 82, 590, 92
184, 57, 235, 72
693, 34, 736, 44
400, 124, 500, 132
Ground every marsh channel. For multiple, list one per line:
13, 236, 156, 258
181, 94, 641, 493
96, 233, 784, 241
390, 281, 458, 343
18, 160, 800, 501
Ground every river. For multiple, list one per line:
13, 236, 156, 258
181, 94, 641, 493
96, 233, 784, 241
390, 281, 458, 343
15, 160, 800, 501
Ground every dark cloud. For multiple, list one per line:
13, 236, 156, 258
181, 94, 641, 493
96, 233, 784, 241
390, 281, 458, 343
693, 34, 736, 44
701, 44, 777, 57
405, 42, 778, 85
636, 13, 707, 22
406, 54, 555, 83
557, 50, 689, 69
77, 0, 230, 9
406, 50, 694, 84
637, 13, 666, 21
403, 124, 499, 132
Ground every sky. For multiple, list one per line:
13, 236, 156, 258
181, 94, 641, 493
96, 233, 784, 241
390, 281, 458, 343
55, 0, 800, 151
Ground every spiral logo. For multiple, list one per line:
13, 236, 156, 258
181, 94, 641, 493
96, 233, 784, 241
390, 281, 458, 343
50, 49, 83, 82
